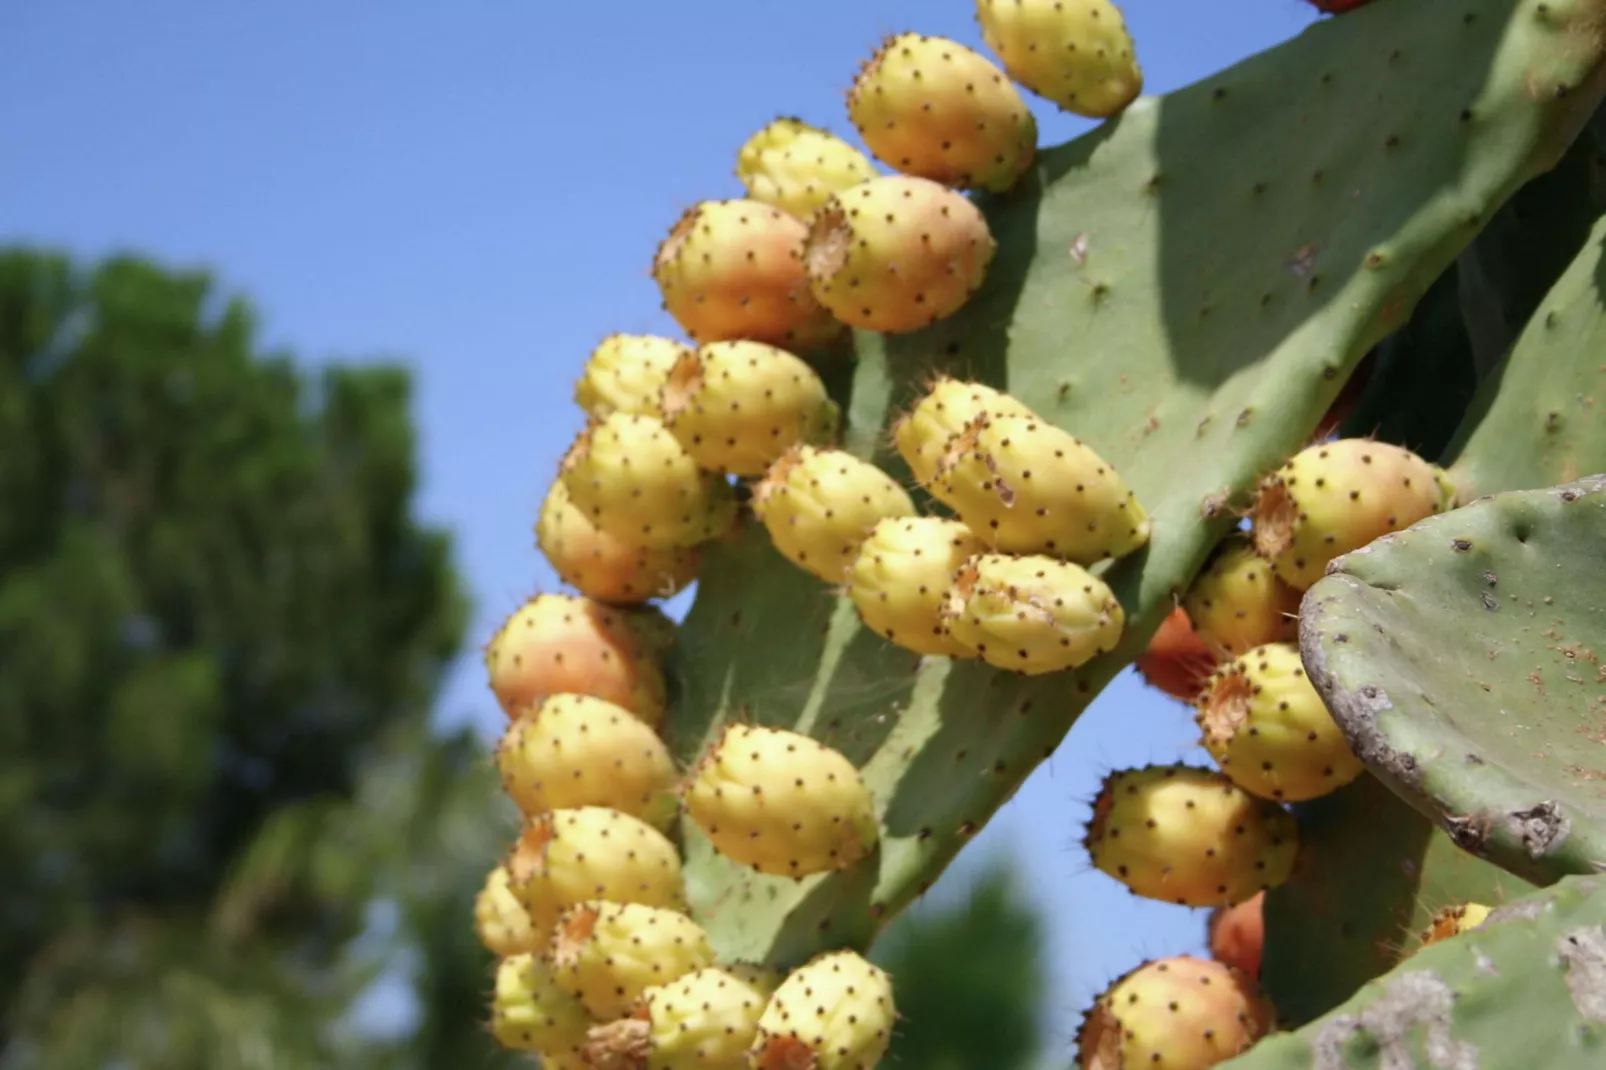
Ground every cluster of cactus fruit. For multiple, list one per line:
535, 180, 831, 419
472, 0, 1606, 1067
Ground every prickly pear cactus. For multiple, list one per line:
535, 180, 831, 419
671, 0, 1606, 966
1303, 475, 1606, 885
470, 0, 1606, 1066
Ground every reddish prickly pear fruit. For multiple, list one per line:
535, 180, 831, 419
474, 864, 541, 957
1076, 955, 1276, 1070
549, 900, 716, 1020
537, 480, 700, 606
489, 952, 596, 1055
683, 723, 880, 878
485, 594, 668, 727
575, 334, 692, 419
1134, 607, 1221, 703
505, 806, 686, 940
651, 199, 843, 349
891, 375, 1037, 488
736, 117, 877, 222
804, 174, 996, 334
1417, 902, 1493, 950
847, 516, 987, 658
496, 694, 679, 829
1084, 764, 1299, 907
657, 340, 840, 478
749, 950, 896, 1070
751, 445, 917, 583
559, 412, 740, 551
931, 412, 1151, 563
939, 552, 1125, 675
1181, 536, 1301, 657
1207, 891, 1265, 980
1250, 437, 1455, 591
975, 0, 1144, 119
1195, 642, 1365, 803
583, 965, 782, 1070
847, 32, 1038, 193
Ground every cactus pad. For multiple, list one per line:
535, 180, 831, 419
1302, 475, 1606, 886
1218, 875, 1606, 1070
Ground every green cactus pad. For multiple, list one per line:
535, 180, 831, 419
1260, 774, 1537, 1027
1219, 874, 1606, 1070
667, 0, 1606, 968
1302, 476, 1606, 887
1446, 212, 1606, 499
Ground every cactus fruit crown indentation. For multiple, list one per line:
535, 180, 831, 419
656, 350, 703, 421
1249, 477, 1297, 563
1196, 666, 1254, 748
803, 204, 852, 283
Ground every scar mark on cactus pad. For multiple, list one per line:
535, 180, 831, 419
1310, 970, 1474, 1070
1559, 926, 1606, 1023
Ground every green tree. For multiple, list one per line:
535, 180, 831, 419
0, 247, 515, 1069
870, 853, 1050, 1070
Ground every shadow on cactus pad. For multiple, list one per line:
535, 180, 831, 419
1302, 475, 1606, 887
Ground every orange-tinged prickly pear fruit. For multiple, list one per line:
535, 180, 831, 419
652, 198, 844, 349
484, 593, 668, 727
1207, 891, 1265, 980
1076, 955, 1275, 1070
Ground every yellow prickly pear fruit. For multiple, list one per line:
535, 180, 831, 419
751, 445, 917, 584
537, 480, 700, 606
574, 334, 691, 419
892, 375, 1037, 488
975, 0, 1144, 119
496, 694, 679, 829
847, 32, 1038, 193
804, 174, 996, 334
1083, 764, 1299, 908
1417, 902, 1494, 950
559, 411, 739, 551
485, 593, 668, 728
847, 516, 987, 658
1181, 535, 1301, 657
504, 807, 685, 940
1076, 955, 1275, 1070
932, 412, 1150, 564
489, 952, 596, 1055
657, 340, 840, 477
651, 198, 844, 349
683, 723, 880, 878
473, 864, 540, 957
549, 901, 716, 1020
582, 965, 781, 1070
736, 117, 877, 222
1250, 437, 1455, 591
1194, 642, 1365, 803
939, 553, 1125, 675
749, 950, 896, 1070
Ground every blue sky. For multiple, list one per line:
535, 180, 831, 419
2, 0, 1321, 1053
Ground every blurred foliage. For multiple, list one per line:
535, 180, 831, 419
871, 853, 1049, 1070
0, 246, 522, 1069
